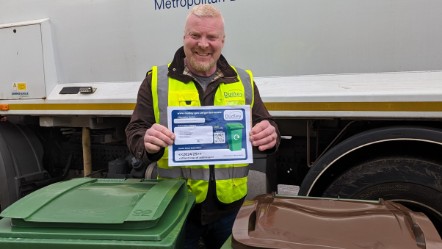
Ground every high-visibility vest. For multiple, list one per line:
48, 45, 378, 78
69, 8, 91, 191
151, 65, 254, 204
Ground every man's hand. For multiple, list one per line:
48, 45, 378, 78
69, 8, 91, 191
249, 120, 277, 151
144, 123, 175, 154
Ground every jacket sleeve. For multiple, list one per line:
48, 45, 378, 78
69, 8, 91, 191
251, 81, 281, 154
125, 74, 164, 164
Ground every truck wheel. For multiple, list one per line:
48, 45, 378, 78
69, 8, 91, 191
0, 122, 48, 211
322, 156, 442, 234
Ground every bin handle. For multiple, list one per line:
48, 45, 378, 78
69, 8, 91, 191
385, 201, 426, 249
231, 200, 259, 247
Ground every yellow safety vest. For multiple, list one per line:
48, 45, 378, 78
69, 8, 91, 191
151, 65, 254, 204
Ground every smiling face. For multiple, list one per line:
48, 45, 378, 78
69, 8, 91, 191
183, 13, 225, 76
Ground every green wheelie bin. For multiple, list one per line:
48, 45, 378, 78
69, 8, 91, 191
0, 178, 194, 249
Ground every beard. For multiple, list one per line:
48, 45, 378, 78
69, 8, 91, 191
188, 56, 217, 75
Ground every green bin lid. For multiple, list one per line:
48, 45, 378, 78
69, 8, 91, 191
0, 178, 192, 231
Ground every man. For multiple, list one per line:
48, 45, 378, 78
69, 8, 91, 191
125, 4, 280, 248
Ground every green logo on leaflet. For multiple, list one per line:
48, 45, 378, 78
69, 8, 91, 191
224, 91, 243, 98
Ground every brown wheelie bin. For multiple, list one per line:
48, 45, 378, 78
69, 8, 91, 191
223, 194, 441, 249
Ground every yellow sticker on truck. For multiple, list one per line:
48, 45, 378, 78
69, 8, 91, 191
12, 82, 29, 96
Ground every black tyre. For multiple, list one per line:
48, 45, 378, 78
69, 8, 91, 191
0, 122, 48, 211
323, 156, 442, 235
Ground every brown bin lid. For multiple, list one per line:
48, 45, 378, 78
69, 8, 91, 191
232, 194, 441, 249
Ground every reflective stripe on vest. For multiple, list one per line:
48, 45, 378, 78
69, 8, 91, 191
156, 65, 170, 127
157, 164, 249, 180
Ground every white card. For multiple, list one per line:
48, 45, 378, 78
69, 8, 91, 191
174, 126, 214, 145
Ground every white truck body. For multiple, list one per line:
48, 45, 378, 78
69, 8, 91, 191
0, 0, 441, 235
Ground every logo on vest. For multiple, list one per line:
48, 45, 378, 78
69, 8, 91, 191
224, 91, 243, 98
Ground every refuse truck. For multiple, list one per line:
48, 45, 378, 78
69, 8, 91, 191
0, 0, 441, 236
